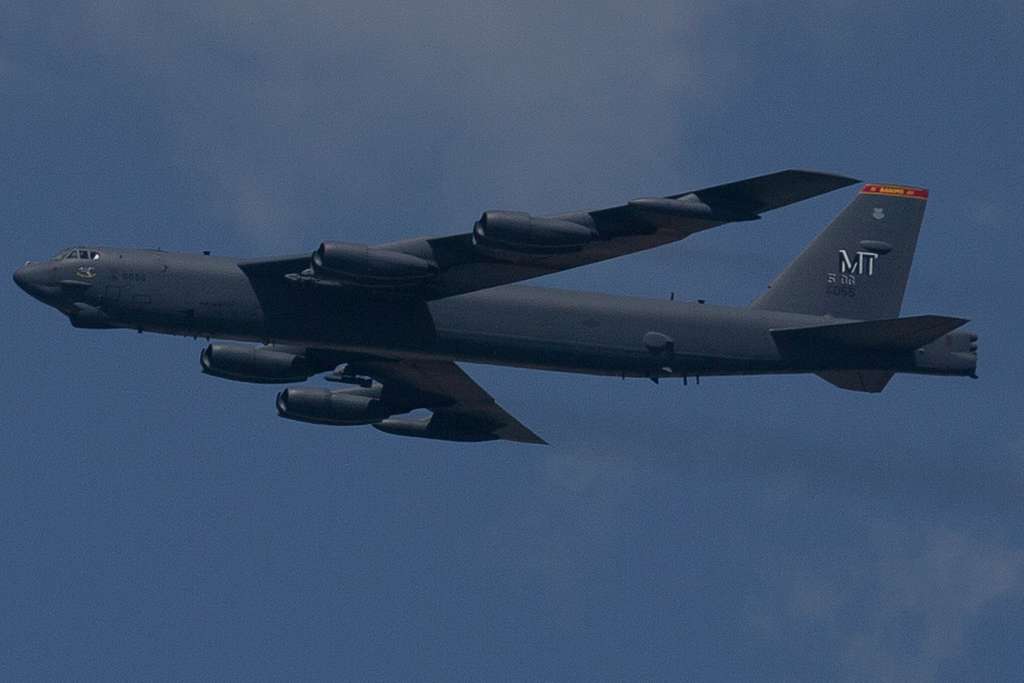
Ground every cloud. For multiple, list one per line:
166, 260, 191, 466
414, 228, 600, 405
483, 446, 644, 591
963, 198, 1007, 230
31, 2, 725, 250
851, 528, 1024, 680
750, 522, 1024, 682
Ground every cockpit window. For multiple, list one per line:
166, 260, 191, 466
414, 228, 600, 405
54, 248, 100, 261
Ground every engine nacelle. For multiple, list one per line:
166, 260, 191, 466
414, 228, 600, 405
312, 242, 438, 288
201, 344, 311, 384
276, 387, 391, 426
472, 211, 597, 259
68, 303, 115, 329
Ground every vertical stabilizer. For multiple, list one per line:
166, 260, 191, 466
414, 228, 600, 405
752, 184, 928, 320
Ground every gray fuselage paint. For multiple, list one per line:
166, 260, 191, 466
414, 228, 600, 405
32, 248, 970, 380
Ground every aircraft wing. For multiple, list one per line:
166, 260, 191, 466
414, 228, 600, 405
240, 169, 857, 300
382, 169, 858, 299
345, 359, 546, 444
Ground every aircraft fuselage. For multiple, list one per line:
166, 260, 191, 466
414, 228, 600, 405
14, 248, 969, 381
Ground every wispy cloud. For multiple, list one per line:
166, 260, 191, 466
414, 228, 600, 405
748, 522, 1024, 682
483, 446, 644, 593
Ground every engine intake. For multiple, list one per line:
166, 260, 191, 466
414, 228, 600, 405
276, 386, 392, 426
472, 211, 597, 259
312, 242, 438, 288
201, 344, 311, 384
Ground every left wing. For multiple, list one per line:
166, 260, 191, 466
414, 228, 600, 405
240, 169, 857, 300
382, 169, 858, 299
347, 359, 546, 444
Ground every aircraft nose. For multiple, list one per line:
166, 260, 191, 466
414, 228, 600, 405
13, 262, 51, 300
13, 263, 32, 291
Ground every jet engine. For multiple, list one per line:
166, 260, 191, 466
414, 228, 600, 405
201, 344, 311, 384
275, 386, 392, 426
472, 211, 597, 259
68, 303, 115, 329
312, 242, 438, 288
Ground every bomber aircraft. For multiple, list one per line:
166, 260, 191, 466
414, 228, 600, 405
14, 171, 976, 444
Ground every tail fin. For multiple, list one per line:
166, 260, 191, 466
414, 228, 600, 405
752, 184, 928, 320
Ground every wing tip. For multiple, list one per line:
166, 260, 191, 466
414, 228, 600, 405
781, 169, 862, 187
502, 430, 548, 445
859, 183, 929, 199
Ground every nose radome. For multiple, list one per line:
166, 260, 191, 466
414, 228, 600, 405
13, 262, 51, 300
13, 264, 31, 292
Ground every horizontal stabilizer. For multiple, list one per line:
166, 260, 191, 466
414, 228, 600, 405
772, 315, 969, 353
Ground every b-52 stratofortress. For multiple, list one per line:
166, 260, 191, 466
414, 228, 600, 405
15, 170, 976, 444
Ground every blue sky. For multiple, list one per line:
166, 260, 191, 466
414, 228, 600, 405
3, 2, 1023, 679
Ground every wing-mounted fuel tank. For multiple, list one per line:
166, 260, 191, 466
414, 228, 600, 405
373, 413, 501, 442
275, 386, 392, 426
201, 343, 312, 383
311, 242, 438, 289
472, 211, 598, 261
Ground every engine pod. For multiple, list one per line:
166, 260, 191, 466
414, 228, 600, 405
276, 387, 391, 426
313, 242, 438, 288
68, 303, 114, 329
473, 211, 597, 258
201, 343, 311, 384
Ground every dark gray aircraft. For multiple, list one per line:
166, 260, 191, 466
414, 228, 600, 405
14, 171, 976, 444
